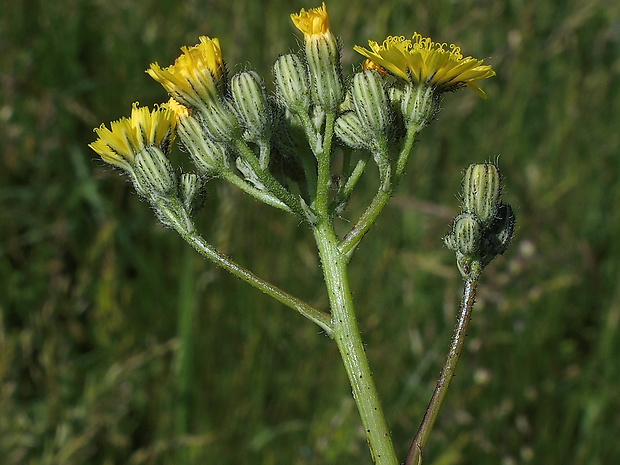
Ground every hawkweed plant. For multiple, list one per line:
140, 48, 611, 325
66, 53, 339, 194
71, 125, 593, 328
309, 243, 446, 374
90, 3, 514, 464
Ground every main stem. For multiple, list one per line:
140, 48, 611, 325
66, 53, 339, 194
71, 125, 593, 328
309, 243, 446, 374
313, 219, 399, 465
405, 263, 482, 465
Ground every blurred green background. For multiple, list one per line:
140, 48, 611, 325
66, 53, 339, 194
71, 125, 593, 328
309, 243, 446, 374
2, 0, 619, 463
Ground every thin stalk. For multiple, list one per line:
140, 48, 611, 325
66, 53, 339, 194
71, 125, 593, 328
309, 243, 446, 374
329, 154, 370, 216
339, 189, 391, 260
156, 198, 334, 336
339, 125, 419, 259
233, 139, 306, 217
220, 170, 292, 213
405, 262, 482, 465
313, 219, 398, 465
313, 111, 336, 216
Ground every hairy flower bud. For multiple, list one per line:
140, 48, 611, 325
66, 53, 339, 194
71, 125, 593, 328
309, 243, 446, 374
400, 84, 439, 129
306, 36, 344, 112
273, 54, 311, 114
351, 70, 391, 136
453, 213, 482, 256
179, 172, 205, 215
462, 163, 501, 225
231, 70, 271, 142
200, 101, 240, 143
334, 112, 368, 150
133, 146, 176, 198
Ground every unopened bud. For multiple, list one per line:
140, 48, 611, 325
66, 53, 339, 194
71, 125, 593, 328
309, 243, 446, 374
133, 146, 176, 197
351, 70, 390, 135
176, 113, 228, 175
453, 213, 482, 256
231, 71, 271, 142
462, 163, 501, 225
334, 112, 368, 150
179, 172, 205, 215
400, 84, 439, 129
200, 101, 240, 143
273, 54, 310, 114
305, 35, 344, 111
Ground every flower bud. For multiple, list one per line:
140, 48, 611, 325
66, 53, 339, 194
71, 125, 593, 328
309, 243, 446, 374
273, 54, 310, 114
231, 71, 271, 142
351, 70, 390, 136
453, 213, 482, 256
305, 35, 344, 112
334, 112, 368, 150
462, 163, 501, 225
444, 230, 458, 251
175, 112, 228, 175
133, 146, 176, 198
200, 101, 240, 143
400, 84, 439, 129
179, 172, 205, 215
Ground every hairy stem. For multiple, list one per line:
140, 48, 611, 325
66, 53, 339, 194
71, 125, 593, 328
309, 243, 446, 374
339, 124, 420, 259
405, 262, 482, 465
157, 198, 334, 335
313, 219, 399, 465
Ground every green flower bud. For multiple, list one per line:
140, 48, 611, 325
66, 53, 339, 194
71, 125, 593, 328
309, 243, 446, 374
462, 163, 501, 225
231, 71, 271, 142
133, 146, 176, 198
306, 35, 344, 112
179, 172, 205, 215
200, 101, 240, 143
444, 230, 458, 251
351, 70, 391, 136
453, 212, 482, 256
176, 112, 228, 174
334, 112, 368, 150
400, 84, 439, 130
273, 54, 310, 114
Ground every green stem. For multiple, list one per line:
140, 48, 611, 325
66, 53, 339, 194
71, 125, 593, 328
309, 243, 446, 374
313, 111, 336, 217
405, 262, 482, 465
330, 154, 370, 216
233, 139, 306, 218
313, 219, 398, 465
339, 125, 419, 259
221, 170, 292, 213
157, 198, 334, 336
339, 189, 391, 260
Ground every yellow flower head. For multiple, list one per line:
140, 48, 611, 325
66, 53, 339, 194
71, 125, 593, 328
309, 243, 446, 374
147, 36, 225, 110
354, 33, 495, 98
90, 103, 177, 172
290, 3, 330, 38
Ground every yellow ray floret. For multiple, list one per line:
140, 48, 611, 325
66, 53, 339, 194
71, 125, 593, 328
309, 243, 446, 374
290, 2, 330, 38
147, 36, 224, 108
90, 103, 176, 171
354, 33, 495, 98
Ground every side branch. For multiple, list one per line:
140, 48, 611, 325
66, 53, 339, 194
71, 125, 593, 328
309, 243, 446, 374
405, 263, 482, 465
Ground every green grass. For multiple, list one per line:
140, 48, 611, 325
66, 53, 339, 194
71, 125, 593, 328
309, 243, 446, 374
2, 0, 620, 463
